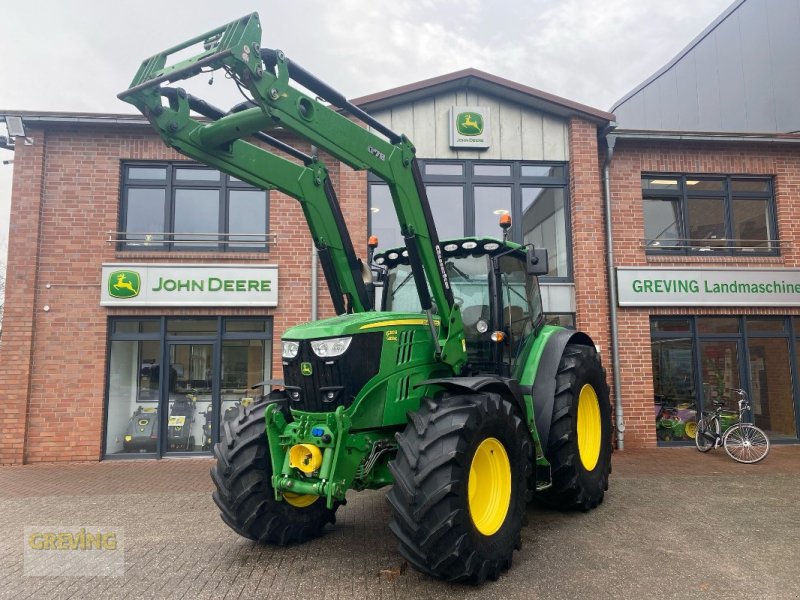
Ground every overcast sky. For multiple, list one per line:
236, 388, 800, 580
0, 0, 735, 268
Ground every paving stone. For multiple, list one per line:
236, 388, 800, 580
1, 447, 798, 599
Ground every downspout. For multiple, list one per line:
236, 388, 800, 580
602, 132, 625, 450
311, 241, 318, 321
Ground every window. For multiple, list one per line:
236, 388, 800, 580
104, 317, 272, 457
368, 160, 570, 280
642, 175, 776, 254
120, 163, 269, 251
650, 316, 799, 445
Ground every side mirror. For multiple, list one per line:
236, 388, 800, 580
526, 247, 549, 276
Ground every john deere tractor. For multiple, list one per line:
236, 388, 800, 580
120, 13, 612, 583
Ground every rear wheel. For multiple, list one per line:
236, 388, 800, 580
387, 392, 532, 583
694, 415, 719, 452
723, 423, 770, 464
536, 344, 612, 511
211, 398, 339, 545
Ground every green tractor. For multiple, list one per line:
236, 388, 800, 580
119, 13, 612, 583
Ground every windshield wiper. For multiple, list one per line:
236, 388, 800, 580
391, 271, 415, 298
447, 261, 471, 281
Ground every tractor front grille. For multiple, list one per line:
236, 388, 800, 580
282, 332, 383, 412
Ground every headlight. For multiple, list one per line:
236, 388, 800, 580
310, 336, 352, 358
282, 340, 300, 359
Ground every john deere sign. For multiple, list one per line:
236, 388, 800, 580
617, 267, 800, 307
449, 106, 491, 149
108, 270, 141, 299
100, 264, 278, 307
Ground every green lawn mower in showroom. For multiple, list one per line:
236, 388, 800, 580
119, 12, 612, 583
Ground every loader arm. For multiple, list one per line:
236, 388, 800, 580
118, 12, 466, 371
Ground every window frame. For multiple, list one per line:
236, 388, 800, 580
103, 317, 273, 459
368, 159, 572, 282
642, 174, 778, 256
119, 162, 270, 253
650, 315, 800, 445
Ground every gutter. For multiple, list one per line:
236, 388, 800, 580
601, 131, 625, 450
612, 130, 800, 144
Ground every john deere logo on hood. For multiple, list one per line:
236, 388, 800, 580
300, 362, 313, 376
456, 112, 484, 136
109, 270, 141, 299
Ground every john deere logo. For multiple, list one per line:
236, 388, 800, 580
456, 112, 484, 136
300, 362, 313, 376
108, 270, 141, 299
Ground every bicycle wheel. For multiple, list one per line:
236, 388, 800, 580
723, 424, 770, 464
694, 415, 719, 452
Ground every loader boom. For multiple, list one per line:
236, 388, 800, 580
119, 12, 466, 371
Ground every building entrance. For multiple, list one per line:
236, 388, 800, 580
651, 316, 799, 444
104, 317, 272, 458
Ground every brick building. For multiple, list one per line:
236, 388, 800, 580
2, 0, 799, 463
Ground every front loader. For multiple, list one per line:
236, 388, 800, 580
119, 13, 612, 583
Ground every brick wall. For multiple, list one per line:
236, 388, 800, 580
0, 124, 366, 464
610, 139, 800, 448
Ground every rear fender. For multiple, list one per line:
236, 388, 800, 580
531, 330, 595, 451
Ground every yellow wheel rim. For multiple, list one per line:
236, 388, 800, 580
283, 492, 318, 508
684, 420, 697, 439
468, 437, 511, 536
577, 384, 601, 471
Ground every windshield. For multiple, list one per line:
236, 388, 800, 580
384, 255, 493, 368
384, 255, 490, 316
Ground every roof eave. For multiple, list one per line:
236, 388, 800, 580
351, 68, 614, 125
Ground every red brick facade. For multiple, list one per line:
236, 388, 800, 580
3, 115, 799, 463
610, 139, 800, 448
0, 124, 363, 464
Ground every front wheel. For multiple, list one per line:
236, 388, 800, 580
694, 415, 719, 452
211, 399, 340, 544
723, 423, 770, 464
387, 392, 532, 583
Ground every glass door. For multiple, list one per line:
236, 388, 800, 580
699, 339, 742, 407
165, 342, 214, 454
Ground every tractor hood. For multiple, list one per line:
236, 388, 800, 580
282, 312, 440, 340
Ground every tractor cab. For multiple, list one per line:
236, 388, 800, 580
374, 236, 548, 377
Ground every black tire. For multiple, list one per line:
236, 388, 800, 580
211, 398, 339, 545
387, 392, 532, 583
723, 423, 770, 464
536, 344, 612, 511
694, 415, 719, 452
188, 436, 195, 452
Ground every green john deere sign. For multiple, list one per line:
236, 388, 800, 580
101, 264, 279, 307
108, 270, 141, 299
456, 112, 484, 136
449, 106, 490, 149
300, 362, 313, 376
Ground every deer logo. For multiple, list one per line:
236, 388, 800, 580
108, 270, 141, 299
456, 111, 484, 136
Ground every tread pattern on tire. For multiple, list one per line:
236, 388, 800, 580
387, 392, 532, 583
211, 398, 339, 545
536, 344, 612, 512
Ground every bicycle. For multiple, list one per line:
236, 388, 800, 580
695, 388, 770, 463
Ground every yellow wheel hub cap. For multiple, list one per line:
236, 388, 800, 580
468, 437, 511, 536
577, 384, 601, 471
283, 492, 318, 508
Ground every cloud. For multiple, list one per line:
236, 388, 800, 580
0, 0, 734, 267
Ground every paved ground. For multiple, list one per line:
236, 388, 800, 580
1, 446, 799, 599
